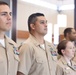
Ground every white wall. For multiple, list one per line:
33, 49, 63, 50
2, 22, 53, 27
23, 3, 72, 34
59, 10, 74, 34
17, 1, 57, 31
17, 1, 74, 45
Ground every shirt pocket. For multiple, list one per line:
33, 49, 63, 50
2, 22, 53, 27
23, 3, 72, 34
36, 57, 45, 64
64, 68, 71, 75
65, 70, 70, 74
35, 55, 47, 64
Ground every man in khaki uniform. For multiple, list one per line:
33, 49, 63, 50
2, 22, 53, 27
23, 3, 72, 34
17, 13, 57, 75
0, 1, 19, 75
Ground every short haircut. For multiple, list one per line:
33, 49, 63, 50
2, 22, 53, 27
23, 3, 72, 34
28, 13, 44, 32
57, 40, 68, 55
0, 1, 8, 6
64, 28, 73, 37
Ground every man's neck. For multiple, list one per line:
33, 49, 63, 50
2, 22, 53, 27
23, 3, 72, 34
65, 37, 74, 42
32, 33, 45, 44
0, 31, 5, 39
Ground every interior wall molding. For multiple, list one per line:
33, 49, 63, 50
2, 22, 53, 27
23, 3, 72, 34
17, 30, 64, 42
17, 30, 29, 39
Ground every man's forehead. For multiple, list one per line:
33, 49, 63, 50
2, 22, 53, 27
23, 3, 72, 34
71, 29, 76, 32
0, 10, 11, 14
37, 16, 46, 21
0, 5, 11, 12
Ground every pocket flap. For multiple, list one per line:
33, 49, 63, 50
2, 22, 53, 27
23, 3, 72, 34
36, 57, 45, 63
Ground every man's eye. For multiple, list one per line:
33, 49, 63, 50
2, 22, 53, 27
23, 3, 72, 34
1, 13, 6, 16
9, 12, 12, 16
40, 21, 47, 24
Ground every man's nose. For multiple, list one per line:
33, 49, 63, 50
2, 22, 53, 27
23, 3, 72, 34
7, 14, 11, 20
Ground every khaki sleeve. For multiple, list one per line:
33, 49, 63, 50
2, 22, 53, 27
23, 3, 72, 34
56, 65, 63, 75
18, 44, 34, 75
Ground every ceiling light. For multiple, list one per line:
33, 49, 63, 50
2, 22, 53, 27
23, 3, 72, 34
57, 14, 67, 27
21, 0, 57, 10
59, 4, 74, 10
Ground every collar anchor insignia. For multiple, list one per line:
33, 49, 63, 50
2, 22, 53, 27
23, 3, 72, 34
13, 46, 19, 55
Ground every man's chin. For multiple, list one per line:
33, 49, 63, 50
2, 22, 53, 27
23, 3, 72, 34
43, 33, 47, 36
5, 28, 11, 31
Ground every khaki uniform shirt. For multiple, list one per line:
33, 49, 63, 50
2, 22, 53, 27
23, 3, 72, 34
0, 35, 19, 75
56, 56, 76, 75
18, 34, 57, 75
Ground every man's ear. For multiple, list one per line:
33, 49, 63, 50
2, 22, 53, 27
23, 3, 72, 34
67, 33, 69, 37
30, 24, 35, 30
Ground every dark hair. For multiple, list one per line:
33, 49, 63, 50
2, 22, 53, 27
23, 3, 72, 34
28, 13, 44, 32
57, 40, 68, 55
0, 1, 8, 6
64, 28, 73, 37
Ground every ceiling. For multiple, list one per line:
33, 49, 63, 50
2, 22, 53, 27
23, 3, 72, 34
19, 0, 74, 10
41, 0, 74, 5
19, 0, 74, 5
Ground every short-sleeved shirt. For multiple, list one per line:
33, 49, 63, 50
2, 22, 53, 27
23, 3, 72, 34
56, 56, 76, 75
0, 35, 19, 75
18, 34, 57, 75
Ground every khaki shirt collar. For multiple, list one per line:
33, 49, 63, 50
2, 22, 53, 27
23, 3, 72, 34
29, 34, 57, 53
29, 34, 42, 46
0, 35, 16, 47
63, 38, 74, 43
60, 56, 76, 71
60, 56, 68, 65
29, 34, 51, 51
4, 35, 17, 47
4, 35, 19, 55
29, 34, 51, 47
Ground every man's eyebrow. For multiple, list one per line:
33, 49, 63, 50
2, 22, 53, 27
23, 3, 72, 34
0, 12, 7, 13
0, 12, 12, 14
40, 20, 47, 21
40, 20, 47, 22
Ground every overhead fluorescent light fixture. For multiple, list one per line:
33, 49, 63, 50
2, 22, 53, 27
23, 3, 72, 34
59, 4, 74, 10
54, 24, 59, 45
57, 14, 67, 27
21, 0, 57, 10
